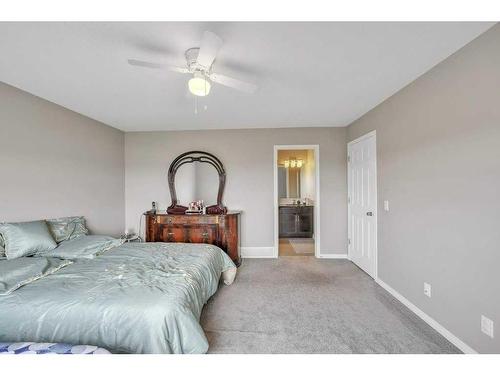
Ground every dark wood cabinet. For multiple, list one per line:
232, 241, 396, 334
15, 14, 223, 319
279, 206, 314, 238
279, 207, 297, 237
145, 211, 241, 266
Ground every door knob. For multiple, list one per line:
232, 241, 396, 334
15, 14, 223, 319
366, 212, 373, 216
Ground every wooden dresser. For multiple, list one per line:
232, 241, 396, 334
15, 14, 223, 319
145, 211, 241, 266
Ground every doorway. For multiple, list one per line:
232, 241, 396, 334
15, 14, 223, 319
347, 131, 378, 278
273, 145, 320, 258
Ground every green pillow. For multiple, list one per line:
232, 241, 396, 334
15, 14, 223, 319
0, 234, 5, 258
36, 235, 124, 260
46, 216, 89, 243
0, 221, 58, 260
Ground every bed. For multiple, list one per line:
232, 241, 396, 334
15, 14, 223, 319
0, 239, 236, 354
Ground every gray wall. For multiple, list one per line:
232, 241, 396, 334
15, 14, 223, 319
0, 82, 125, 236
125, 127, 347, 254
347, 25, 500, 353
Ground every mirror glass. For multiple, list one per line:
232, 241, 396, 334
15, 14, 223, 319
175, 162, 219, 206
278, 166, 301, 199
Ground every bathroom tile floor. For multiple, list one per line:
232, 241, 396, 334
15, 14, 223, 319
279, 238, 315, 256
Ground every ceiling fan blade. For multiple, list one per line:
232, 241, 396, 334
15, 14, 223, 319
128, 59, 165, 69
196, 31, 223, 69
210, 73, 257, 94
127, 59, 189, 74
167, 66, 190, 74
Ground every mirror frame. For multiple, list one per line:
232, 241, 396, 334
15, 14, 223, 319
167, 151, 228, 215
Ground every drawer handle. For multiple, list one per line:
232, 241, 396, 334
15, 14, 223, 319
202, 232, 209, 238
168, 232, 174, 236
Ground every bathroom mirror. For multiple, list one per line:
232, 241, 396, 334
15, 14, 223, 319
167, 151, 227, 214
278, 166, 301, 199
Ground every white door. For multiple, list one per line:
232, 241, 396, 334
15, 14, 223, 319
348, 132, 377, 278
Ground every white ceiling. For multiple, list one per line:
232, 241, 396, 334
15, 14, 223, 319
0, 22, 494, 131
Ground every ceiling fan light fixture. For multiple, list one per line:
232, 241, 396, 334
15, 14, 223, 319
188, 74, 211, 97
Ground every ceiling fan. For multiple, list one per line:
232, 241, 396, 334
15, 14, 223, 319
128, 31, 258, 97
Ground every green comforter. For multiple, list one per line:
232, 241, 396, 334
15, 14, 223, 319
0, 242, 235, 353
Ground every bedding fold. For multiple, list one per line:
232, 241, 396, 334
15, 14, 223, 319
0, 257, 73, 295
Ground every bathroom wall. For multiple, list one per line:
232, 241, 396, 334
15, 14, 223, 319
302, 149, 316, 202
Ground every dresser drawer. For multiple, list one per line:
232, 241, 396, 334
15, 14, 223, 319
159, 225, 186, 242
156, 215, 219, 225
185, 225, 218, 244
158, 224, 218, 244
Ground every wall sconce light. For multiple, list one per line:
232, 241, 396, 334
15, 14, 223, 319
283, 158, 304, 168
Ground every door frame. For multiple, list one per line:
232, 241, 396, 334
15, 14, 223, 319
273, 144, 320, 258
347, 130, 378, 279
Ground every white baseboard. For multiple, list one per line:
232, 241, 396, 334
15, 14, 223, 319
241, 247, 276, 258
317, 253, 348, 259
241, 247, 348, 259
376, 278, 477, 354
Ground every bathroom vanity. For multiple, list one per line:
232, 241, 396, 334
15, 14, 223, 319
279, 205, 314, 238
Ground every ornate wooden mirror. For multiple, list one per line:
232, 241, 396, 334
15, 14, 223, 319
167, 151, 228, 215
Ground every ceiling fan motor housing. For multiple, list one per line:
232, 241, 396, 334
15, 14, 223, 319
185, 47, 212, 73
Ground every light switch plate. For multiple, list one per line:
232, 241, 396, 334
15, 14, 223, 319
424, 282, 431, 298
384, 200, 389, 211
481, 315, 494, 338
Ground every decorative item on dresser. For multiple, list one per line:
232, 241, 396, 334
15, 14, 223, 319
145, 151, 241, 266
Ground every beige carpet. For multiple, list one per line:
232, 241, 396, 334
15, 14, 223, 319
200, 257, 460, 354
